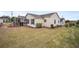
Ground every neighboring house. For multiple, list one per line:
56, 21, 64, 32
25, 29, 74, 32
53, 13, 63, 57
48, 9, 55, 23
14, 16, 26, 26
0, 16, 10, 22
26, 12, 65, 27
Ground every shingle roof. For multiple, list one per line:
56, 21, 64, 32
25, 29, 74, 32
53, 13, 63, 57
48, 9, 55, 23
41, 12, 57, 17
26, 13, 42, 18
0, 16, 10, 19
60, 18, 65, 22
26, 12, 58, 19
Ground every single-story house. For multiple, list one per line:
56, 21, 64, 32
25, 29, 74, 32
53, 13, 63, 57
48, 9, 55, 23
13, 16, 26, 26
26, 12, 65, 27
0, 16, 10, 22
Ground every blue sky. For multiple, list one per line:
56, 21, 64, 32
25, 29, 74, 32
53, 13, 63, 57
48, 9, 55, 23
0, 11, 79, 20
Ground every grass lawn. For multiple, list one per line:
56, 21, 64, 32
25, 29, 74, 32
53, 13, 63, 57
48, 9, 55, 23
0, 25, 79, 48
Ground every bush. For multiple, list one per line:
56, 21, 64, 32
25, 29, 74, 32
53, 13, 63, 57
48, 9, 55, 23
69, 23, 75, 27
57, 25, 62, 27
76, 20, 79, 27
36, 23, 42, 28
65, 23, 75, 27
65, 23, 69, 27
76, 24, 79, 27
69, 23, 73, 27
76, 20, 79, 25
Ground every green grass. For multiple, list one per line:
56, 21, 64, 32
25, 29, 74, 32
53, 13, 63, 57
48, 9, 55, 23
0, 26, 79, 48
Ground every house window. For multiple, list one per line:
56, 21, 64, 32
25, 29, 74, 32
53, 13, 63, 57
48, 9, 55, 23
54, 19, 56, 24
31, 19, 34, 24
44, 19, 46, 22
27, 19, 29, 24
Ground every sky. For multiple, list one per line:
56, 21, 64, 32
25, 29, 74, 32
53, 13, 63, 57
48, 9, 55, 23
0, 0, 79, 20
0, 11, 79, 20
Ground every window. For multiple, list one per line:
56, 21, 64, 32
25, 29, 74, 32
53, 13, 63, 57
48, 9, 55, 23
54, 19, 56, 24
44, 19, 46, 22
31, 19, 34, 24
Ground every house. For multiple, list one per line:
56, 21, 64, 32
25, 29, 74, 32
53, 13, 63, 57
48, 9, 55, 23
0, 16, 10, 22
26, 12, 65, 28
13, 16, 26, 26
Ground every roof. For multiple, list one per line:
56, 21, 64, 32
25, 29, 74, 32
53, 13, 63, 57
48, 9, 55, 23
18, 16, 25, 18
16, 16, 26, 21
41, 12, 57, 17
60, 18, 65, 22
26, 12, 60, 19
0, 16, 10, 19
26, 13, 42, 19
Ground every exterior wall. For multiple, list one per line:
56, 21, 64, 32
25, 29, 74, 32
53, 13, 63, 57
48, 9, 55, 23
51, 14, 61, 26
43, 14, 61, 27
26, 15, 36, 27
26, 15, 35, 19
35, 18, 44, 27
42, 17, 51, 27
26, 15, 44, 27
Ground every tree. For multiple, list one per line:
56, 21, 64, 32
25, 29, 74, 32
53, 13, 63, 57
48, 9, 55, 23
65, 20, 70, 23
76, 20, 79, 24
10, 17, 16, 22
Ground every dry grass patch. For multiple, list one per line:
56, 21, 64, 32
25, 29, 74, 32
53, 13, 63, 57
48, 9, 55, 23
0, 26, 79, 48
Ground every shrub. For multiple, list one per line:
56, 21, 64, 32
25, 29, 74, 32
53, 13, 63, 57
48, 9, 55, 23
69, 23, 75, 27
76, 24, 79, 27
76, 20, 79, 27
65, 22, 75, 27
36, 23, 42, 28
65, 20, 70, 23
65, 23, 69, 27
57, 25, 62, 27
69, 23, 73, 27
76, 20, 79, 25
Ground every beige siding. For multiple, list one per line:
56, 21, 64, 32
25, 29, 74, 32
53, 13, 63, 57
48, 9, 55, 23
43, 13, 61, 27
35, 19, 43, 23
26, 15, 35, 19
51, 13, 61, 26
26, 13, 65, 28
26, 15, 44, 27
26, 15, 36, 27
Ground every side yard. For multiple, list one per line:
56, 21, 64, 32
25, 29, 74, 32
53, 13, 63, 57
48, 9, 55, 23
0, 26, 79, 48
